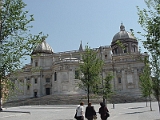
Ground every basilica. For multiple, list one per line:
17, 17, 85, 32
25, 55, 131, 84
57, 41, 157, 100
10, 24, 148, 100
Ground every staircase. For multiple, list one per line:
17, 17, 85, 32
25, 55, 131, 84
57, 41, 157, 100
3, 91, 153, 107
110, 89, 156, 103
3, 94, 102, 107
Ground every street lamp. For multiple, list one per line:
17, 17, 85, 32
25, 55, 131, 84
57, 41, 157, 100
0, 23, 3, 110
111, 55, 116, 109
0, 32, 3, 111
0, 51, 2, 111
99, 46, 105, 105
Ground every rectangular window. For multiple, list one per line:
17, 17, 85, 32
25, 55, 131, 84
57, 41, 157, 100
35, 61, 38, 67
46, 78, 50, 83
27, 85, 30, 90
54, 72, 57, 81
75, 70, 80, 79
35, 78, 37, 84
127, 74, 133, 84
105, 55, 107, 59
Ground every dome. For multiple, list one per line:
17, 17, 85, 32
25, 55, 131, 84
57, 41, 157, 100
32, 39, 53, 54
112, 23, 136, 42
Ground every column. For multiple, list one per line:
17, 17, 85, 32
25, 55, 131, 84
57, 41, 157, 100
30, 77, 34, 97
38, 76, 41, 97
24, 78, 27, 97
134, 69, 139, 89
122, 70, 126, 90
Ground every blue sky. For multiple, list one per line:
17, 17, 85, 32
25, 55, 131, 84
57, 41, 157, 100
23, 0, 147, 64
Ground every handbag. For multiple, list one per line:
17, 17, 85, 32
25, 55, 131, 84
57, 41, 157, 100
74, 112, 78, 119
80, 116, 84, 120
74, 106, 80, 119
106, 112, 110, 118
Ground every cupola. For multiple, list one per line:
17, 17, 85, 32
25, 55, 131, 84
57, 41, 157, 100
111, 24, 138, 54
32, 39, 53, 54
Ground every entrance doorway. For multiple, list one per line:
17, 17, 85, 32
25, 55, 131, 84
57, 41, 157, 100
46, 88, 50, 95
34, 92, 37, 98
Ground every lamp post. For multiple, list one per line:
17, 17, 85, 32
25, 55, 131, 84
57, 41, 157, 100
112, 55, 115, 109
0, 10, 3, 110
100, 46, 105, 105
0, 42, 2, 111
0, 26, 3, 111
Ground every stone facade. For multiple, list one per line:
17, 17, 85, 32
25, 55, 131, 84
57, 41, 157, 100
10, 24, 148, 100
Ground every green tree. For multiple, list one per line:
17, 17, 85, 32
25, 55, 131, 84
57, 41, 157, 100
79, 45, 103, 103
137, 0, 160, 113
139, 57, 152, 111
0, 0, 45, 111
103, 72, 114, 105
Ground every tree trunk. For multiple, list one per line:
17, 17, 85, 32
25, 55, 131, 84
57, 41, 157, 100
0, 9, 3, 111
103, 96, 106, 105
146, 97, 148, 107
87, 84, 90, 104
0, 78, 2, 111
112, 103, 115, 109
158, 99, 160, 114
149, 95, 152, 111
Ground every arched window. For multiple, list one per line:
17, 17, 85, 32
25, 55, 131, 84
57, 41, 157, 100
114, 48, 118, 54
118, 77, 121, 83
123, 46, 128, 53
133, 46, 137, 52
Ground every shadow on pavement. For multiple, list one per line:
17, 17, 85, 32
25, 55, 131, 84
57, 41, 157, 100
128, 106, 146, 109
21, 107, 75, 109
0, 110, 30, 114
56, 119, 73, 120
125, 111, 144, 114
124, 110, 151, 115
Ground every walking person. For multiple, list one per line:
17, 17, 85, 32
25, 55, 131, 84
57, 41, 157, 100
75, 102, 84, 120
85, 102, 97, 120
98, 102, 109, 120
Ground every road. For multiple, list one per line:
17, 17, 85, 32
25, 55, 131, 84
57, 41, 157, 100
0, 102, 160, 120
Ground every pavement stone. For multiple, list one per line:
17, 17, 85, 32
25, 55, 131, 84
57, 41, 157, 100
0, 102, 160, 120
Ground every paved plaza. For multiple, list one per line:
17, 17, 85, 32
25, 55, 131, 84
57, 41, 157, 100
0, 102, 160, 120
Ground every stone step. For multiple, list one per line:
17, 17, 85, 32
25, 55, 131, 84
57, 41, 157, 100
3, 92, 150, 107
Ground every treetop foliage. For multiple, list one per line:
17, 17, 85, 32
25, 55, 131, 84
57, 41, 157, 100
137, 0, 160, 54
79, 45, 103, 91
0, 0, 46, 74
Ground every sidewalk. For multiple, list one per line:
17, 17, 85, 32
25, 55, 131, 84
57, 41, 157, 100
105, 102, 160, 120
0, 102, 159, 120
